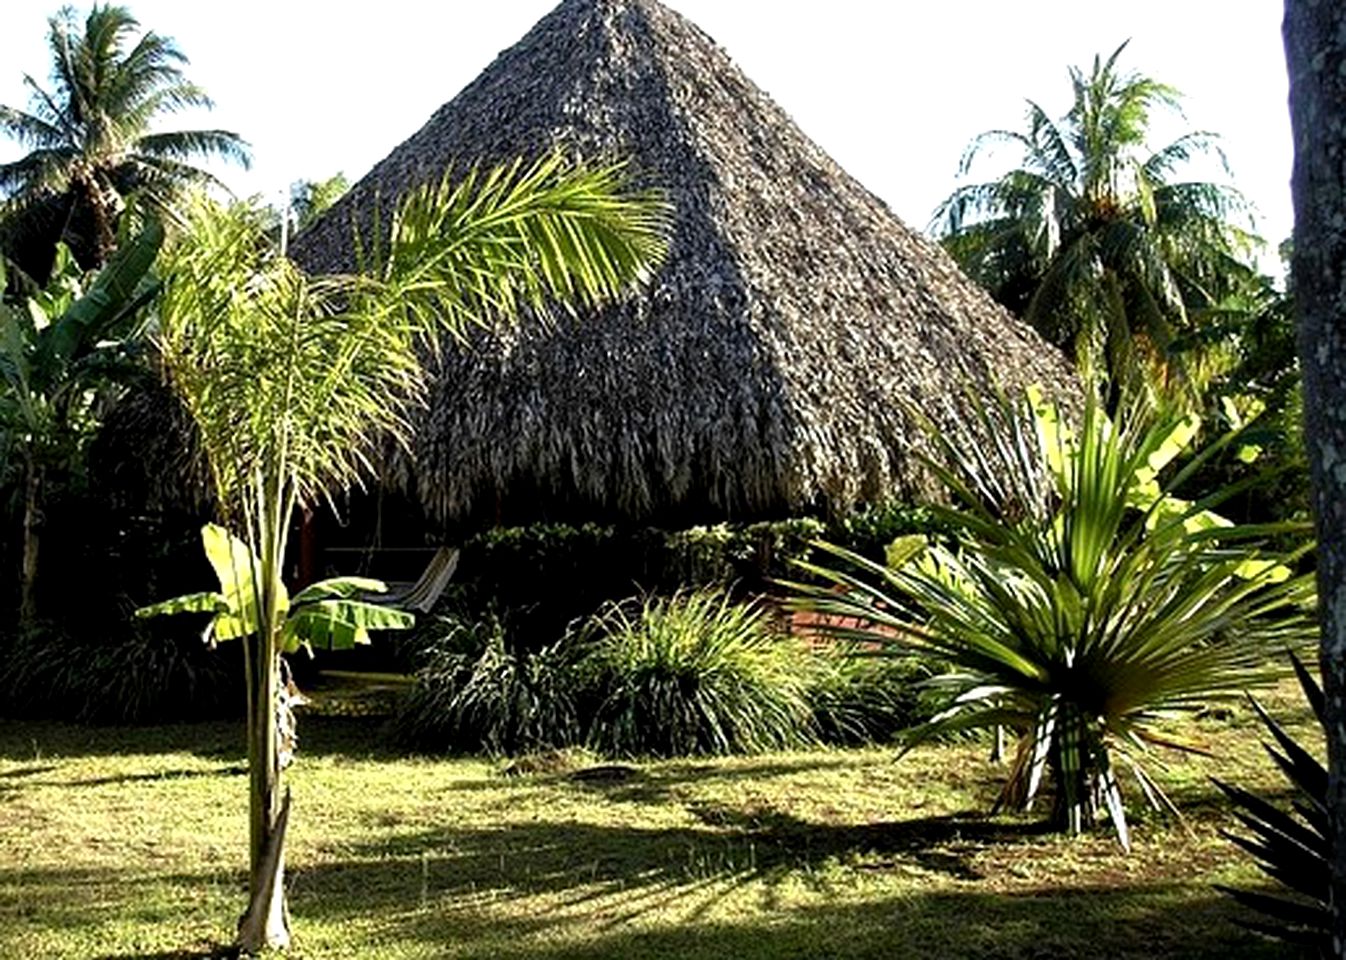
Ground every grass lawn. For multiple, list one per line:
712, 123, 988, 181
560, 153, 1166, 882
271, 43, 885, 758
0, 683, 1315, 959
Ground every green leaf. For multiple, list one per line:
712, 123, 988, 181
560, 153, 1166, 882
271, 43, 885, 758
134, 591, 229, 619
200, 523, 288, 640
1139, 412, 1201, 481
884, 535, 926, 570
291, 576, 389, 604
42, 219, 163, 371
280, 598, 414, 653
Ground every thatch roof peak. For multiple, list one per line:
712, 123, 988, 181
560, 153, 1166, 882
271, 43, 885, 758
291, 0, 1076, 529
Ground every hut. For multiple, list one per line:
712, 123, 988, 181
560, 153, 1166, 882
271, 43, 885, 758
290, 0, 1075, 533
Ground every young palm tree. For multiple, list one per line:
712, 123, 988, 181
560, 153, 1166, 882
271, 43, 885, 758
141, 154, 668, 951
0, 4, 249, 275
932, 43, 1257, 404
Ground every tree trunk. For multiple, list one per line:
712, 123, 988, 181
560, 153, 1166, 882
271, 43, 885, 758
71, 169, 121, 268
1284, 2, 1346, 955
236, 644, 291, 952
19, 460, 42, 625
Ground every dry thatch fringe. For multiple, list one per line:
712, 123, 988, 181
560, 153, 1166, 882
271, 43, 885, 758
89, 375, 213, 515
292, 0, 1078, 528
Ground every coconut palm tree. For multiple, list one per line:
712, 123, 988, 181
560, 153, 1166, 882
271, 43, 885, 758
140, 153, 668, 952
932, 43, 1257, 405
0, 4, 249, 277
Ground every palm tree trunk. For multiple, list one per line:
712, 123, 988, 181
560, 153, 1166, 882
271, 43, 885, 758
237, 504, 295, 952
1284, 2, 1346, 956
73, 171, 119, 267
237, 640, 291, 951
19, 459, 42, 624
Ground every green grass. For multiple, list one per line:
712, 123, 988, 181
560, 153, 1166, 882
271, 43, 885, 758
0, 682, 1315, 959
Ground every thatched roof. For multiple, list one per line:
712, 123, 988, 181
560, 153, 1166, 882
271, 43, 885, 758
293, 0, 1074, 528
89, 377, 212, 516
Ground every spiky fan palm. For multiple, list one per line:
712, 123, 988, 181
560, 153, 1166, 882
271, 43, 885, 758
147, 156, 667, 951
790, 390, 1315, 849
932, 43, 1257, 404
0, 4, 249, 273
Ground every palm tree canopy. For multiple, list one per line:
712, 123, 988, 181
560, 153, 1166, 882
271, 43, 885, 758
157, 155, 667, 521
0, 4, 250, 275
932, 42, 1258, 401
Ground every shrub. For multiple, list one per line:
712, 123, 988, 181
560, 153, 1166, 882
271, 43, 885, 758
824, 502, 947, 565
807, 648, 937, 747
576, 590, 817, 758
395, 613, 582, 756
662, 518, 826, 588
1, 617, 240, 723
792, 390, 1317, 848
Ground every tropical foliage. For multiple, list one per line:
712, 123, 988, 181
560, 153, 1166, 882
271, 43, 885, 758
396, 612, 584, 756
1, 614, 240, 723
1215, 654, 1330, 955
806, 649, 935, 747
932, 43, 1258, 405
289, 172, 350, 234
138, 154, 667, 950
0, 4, 249, 276
790, 389, 1316, 848
0, 220, 162, 622
575, 589, 818, 758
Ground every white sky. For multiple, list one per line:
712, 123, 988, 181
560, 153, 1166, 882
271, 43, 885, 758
0, 1, 1294, 264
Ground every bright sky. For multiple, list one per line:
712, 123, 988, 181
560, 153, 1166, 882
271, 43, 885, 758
0, 1, 1294, 265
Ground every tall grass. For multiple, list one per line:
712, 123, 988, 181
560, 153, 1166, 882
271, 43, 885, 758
396, 614, 582, 755
576, 590, 817, 758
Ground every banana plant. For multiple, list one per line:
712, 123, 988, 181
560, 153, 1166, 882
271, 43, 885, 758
137, 523, 413, 776
137, 523, 414, 654
0, 221, 163, 623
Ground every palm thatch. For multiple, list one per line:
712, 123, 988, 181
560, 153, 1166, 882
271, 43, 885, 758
89, 377, 212, 515
304, 0, 1077, 527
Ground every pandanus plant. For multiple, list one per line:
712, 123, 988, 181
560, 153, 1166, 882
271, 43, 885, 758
790, 389, 1316, 848
1214, 654, 1330, 955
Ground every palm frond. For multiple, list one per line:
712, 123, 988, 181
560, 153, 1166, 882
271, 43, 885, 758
133, 130, 251, 168
373, 153, 669, 341
933, 44, 1263, 404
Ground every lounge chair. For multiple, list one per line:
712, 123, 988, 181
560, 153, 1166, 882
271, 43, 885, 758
365, 546, 459, 614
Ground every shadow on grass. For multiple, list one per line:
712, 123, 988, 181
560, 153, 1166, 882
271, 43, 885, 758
286, 809, 1051, 922
45, 765, 248, 788
11, 861, 1295, 960
0, 714, 408, 766
380, 883, 1295, 960
0, 720, 242, 762
95, 949, 238, 960
0, 803, 1299, 960
0, 763, 58, 778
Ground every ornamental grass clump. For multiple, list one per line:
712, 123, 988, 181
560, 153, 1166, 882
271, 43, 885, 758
396, 613, 583, 756
577, 590, 816, 758
791, 389, 1316, 849
806, 649, 937, 747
